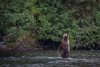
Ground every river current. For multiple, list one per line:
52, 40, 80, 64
0, 50, 100, 67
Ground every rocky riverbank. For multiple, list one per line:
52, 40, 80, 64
0, 34, 42, 51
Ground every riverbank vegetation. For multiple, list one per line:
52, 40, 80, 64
0, 0, 100, 50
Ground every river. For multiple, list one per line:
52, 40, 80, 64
0, 50, 100, 67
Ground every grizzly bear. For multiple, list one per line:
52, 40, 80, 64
58, 33, 70, 58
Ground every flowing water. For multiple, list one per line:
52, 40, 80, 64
0, 50, 100, 67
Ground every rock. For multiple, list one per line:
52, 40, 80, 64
18, 46, 26, 50
34, 47, 43, 50
1, 34, 41, 50
0, 44, 8, 50
0, 41, 5, 45
15, 39, 35, 50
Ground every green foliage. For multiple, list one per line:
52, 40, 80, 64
0, 0, 100, 49
0, 0, 36, 44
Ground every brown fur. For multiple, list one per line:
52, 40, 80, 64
58, 33, 70, 58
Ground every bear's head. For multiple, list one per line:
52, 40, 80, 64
63, 33, 69, 40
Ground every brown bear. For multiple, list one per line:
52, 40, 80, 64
58, 33, 70, 58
